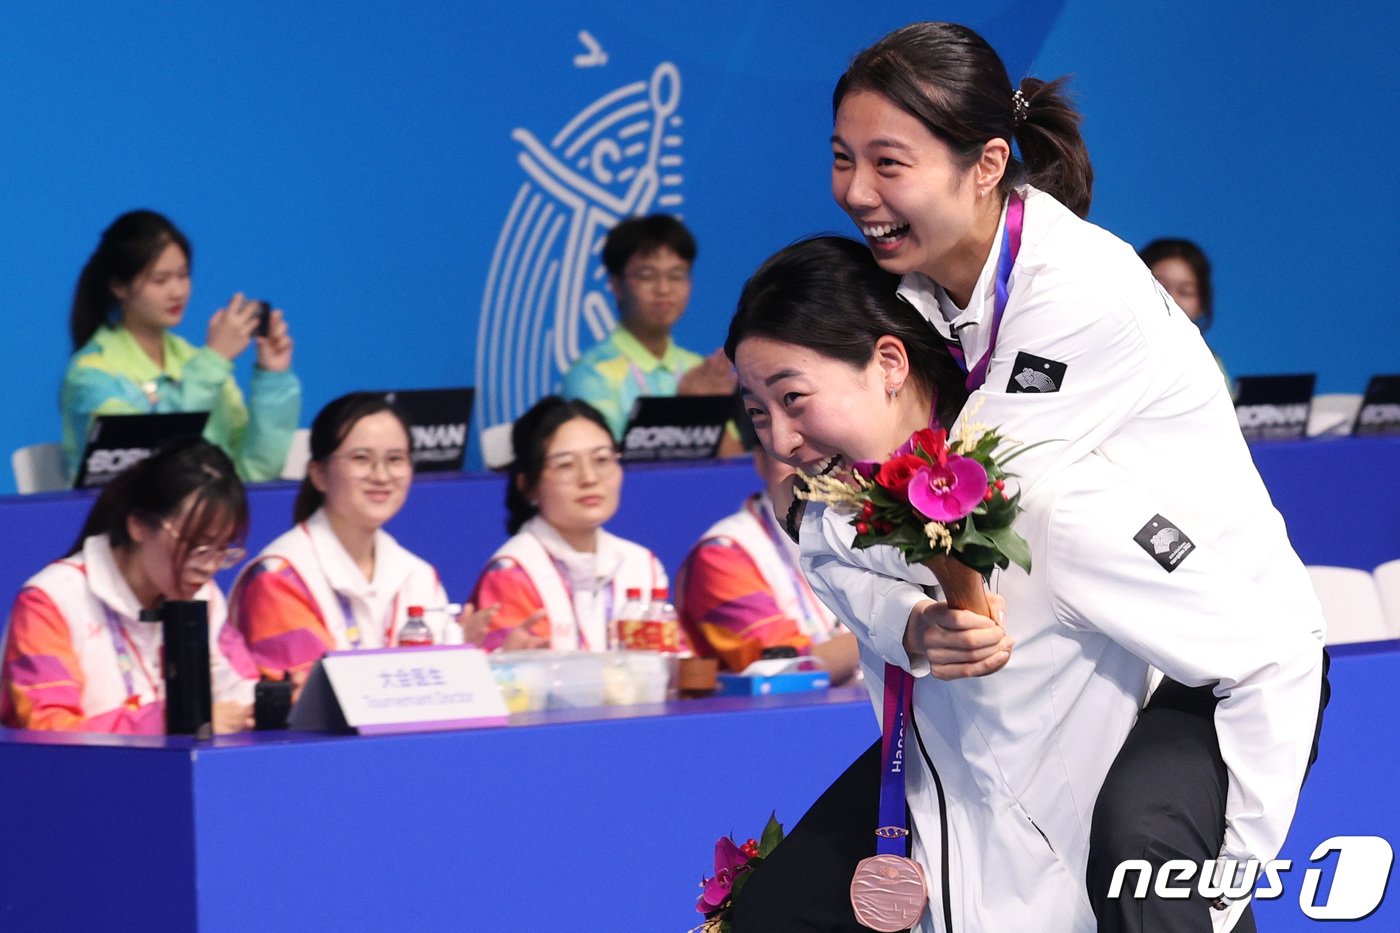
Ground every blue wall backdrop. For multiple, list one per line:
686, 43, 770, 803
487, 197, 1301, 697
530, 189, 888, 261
0, 0, 1392, 494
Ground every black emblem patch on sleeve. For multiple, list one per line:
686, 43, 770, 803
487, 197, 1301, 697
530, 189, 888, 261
1134, 514, 1196, 573
1006, 352, 1067, 393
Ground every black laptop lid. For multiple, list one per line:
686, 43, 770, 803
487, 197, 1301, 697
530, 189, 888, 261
380, 387, 474, 472
1233, 374, 1315, 442
1353, 374, 1400, 437
621, 394, 733, 462
74, 411, 211, 488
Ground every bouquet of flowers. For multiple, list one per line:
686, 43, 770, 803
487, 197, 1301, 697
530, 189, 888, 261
690, 813, 785, 932
798, 419, 1033, 612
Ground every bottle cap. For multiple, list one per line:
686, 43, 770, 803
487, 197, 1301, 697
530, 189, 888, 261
626, 587, 642, 599
407, 605, 424, 616
651, 587, 668, 600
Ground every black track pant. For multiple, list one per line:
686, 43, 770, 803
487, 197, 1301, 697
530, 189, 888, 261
1087, 651, 1329, 933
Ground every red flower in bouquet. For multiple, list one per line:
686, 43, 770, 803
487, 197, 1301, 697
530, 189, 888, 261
874, 453, 927, 499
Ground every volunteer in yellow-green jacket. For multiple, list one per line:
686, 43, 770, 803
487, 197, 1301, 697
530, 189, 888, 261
61, 210, 301, 483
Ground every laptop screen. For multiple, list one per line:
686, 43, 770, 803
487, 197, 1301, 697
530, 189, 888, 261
1233, 374, 1315, 442
621, 394, 735, 462
73, 411, 212, 488
380, 387, 475, 472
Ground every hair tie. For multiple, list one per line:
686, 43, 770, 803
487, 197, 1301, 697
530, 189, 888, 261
1012, 88, 1029, 127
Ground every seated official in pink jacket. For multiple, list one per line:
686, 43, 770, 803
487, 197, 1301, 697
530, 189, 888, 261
232, 393, 485, 679
470, 397, 668, 652
677, 445, 858, 682
2, 439, 257, 734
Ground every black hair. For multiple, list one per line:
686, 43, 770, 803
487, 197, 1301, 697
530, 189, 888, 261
834, 21, 1094, 218
505, 396, 616, 534
70, 437, 248, 569
725, 236, 968, 429
1139, 238, 1214, 331
71, 210, 193, 350
601, 214, 697, 277
293, 392, 412, 524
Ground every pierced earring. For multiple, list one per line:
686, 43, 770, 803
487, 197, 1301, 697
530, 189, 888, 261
888, 386, 899, 401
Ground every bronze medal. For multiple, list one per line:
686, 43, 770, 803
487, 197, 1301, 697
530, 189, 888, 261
850, 853, 928, 931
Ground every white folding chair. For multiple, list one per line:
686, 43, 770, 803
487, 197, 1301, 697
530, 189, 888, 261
11, 442, 67, 494
1307, 565, 1391, 645
280, 428, 312, 481
480, 422, 514, 471
1372, 559, 1400, 640
1306, 393, 1363, 437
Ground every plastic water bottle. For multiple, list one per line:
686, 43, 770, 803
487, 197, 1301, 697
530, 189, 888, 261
643, 587, 682, 698
397, 605, 434, 647
613, 587, 644, 650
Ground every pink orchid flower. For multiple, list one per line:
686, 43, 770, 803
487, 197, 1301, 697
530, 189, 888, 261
907, 455, 988, 522
696, 836, 752, 913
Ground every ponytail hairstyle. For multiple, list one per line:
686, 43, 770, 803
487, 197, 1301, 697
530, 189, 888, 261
725, 236, 969, 429
70, 210, 193, 350
70, 437, 248, 568
834, 21, 1093, 218
293, 392, 412, 524
505, 396, 616, 535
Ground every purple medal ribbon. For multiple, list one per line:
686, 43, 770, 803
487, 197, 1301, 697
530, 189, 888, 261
849, 666, 929, 931
875, 663, 914, 854
950, 194, 1024, 392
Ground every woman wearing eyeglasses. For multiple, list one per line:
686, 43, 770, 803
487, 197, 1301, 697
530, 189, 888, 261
1, 438, 258, 734
470, 396, 667, 652
232, 393, 481, 683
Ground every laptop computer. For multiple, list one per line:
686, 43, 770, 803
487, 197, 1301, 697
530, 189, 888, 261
620, 394, 735, 462
379, 387, 475, 472
73, 411, 211, 488
1353, 374, 1400, 437
1233, 374, 1315, 442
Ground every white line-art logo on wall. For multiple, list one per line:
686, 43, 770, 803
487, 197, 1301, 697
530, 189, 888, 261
475, 59, 684, 433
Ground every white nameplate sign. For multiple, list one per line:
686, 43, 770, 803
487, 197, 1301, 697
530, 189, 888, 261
288, 645, 508, 735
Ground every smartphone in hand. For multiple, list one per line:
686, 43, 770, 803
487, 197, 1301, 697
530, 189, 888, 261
255, 301, 272, 338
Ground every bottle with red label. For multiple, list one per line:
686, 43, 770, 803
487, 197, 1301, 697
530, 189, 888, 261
644, 587, 681, 654
397, 605, 434, 647
613, 587, 644, 650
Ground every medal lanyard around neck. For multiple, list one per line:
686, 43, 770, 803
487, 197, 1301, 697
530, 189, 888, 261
104, 607, 160, 702
953, 194, 1024, 392
876, 663, 915, 856
337, 593, 398, 649
539, 545, 614, 652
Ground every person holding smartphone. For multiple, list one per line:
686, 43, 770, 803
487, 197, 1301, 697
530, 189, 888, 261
61, 209, 301, 483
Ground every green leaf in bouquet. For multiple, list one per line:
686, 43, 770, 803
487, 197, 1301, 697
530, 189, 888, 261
951, 513, 996, 551
759, 812, 785, 856
954, 542, 1003, 578
867, 484, 902, 510
984, 524, 1033, 574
